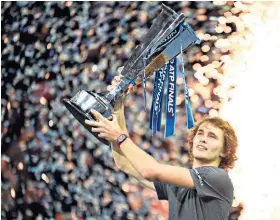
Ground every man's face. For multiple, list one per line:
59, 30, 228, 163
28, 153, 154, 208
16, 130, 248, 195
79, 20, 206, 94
192, 123, 225, 164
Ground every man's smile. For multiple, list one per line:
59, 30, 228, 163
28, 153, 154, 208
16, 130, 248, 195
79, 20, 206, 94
197, 145, 207, 151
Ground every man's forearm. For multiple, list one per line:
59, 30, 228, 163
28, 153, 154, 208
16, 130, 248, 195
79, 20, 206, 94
88, 97, 159, 180
112, 139, 156, 192
110, 101, 129, 169
109, 102, 149, 182
119, 137, 159, 180
112, 101, 159, 179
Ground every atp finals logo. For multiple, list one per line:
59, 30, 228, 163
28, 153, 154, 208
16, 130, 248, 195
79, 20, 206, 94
167, 58, 176, 116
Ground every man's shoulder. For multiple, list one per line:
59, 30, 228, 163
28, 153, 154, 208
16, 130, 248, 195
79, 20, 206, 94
192, 166, 229, 178
192, 166, 233, 191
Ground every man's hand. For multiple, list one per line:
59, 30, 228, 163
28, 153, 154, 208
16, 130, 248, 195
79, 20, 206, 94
107, 74, 134, 111
85, 110, 125, 142
85, 73, 133, 142
107, 74, 134, 95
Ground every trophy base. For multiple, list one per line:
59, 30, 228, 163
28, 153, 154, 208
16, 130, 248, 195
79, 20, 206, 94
62, 90, 114, 145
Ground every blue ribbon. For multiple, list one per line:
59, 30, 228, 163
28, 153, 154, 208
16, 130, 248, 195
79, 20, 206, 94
178, 25, 195, 129
164, 58, 177, 137
177, 58, 195, 129
150, 64, 167, 136
149, 24, 196, 136
156, 66, 166, 132
143, 57, 148, 111
150, 70, 159, 130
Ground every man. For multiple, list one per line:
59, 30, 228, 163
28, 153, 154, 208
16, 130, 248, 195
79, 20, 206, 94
85, 76, 238, 220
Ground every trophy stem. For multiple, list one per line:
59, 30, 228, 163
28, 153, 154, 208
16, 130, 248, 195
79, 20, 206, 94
104, 52, 170, 104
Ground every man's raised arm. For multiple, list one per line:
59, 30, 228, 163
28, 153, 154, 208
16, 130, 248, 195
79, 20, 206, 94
108, 97, 155, 191
86, 108, 195, 189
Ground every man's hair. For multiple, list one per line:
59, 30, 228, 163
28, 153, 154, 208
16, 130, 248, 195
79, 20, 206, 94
187, 117, 238, 171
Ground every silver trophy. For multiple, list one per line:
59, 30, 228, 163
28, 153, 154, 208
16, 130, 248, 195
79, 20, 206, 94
63, 4, 200, 145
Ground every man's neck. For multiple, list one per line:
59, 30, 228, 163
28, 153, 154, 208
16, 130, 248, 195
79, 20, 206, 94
192, 159, 220, 169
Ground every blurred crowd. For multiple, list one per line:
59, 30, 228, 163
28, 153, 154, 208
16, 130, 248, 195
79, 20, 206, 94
2, 1, 244, 219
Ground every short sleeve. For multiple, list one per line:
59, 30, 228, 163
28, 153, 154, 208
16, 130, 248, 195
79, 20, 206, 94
153, 181, 169, 200
189, 166, 233, 204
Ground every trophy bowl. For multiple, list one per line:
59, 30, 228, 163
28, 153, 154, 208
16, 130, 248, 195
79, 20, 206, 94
63, 90, 113, 145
